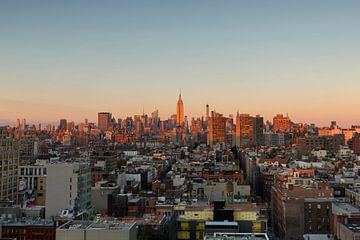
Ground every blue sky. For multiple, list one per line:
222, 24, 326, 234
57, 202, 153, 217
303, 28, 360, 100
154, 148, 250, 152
1, 1, 360, 126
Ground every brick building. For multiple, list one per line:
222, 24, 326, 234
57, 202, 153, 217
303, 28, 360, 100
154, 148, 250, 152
272, 181, 334, 239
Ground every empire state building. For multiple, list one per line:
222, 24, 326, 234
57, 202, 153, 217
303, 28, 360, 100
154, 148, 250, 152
176, 93, 184, 127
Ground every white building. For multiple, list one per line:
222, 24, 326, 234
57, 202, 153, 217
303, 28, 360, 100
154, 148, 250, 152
56, 220, 138, 240
45, 163, 91, 217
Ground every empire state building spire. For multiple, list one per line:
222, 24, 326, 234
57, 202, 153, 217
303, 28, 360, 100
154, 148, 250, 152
176, 92, 184, 127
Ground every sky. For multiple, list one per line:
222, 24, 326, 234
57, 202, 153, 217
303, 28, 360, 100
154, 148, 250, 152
1, 1, 360, 127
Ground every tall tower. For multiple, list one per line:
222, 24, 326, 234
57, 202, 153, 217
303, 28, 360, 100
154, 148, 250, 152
176, 93, 184, 127
59, 119, 67, 131
206, 104, 209, 121
209, 111, 226, 146
98, 112, 112, 132
236, 113, 254, 147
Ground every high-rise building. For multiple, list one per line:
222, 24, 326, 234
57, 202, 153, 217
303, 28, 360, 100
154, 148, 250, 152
67, 121, 75, 132
176, 94, 184, 127
98, 112, 112, 132
236, 113, 253, 147
206, 104, 209, 122
236, 113, 264, 147
16, 119, 21, 129
22, 118, 26, 132
151, 109, 159, 120
273, 114, 291, 133
209, 111, 226, 146
59, 119, 67, 131
253, 115, 264, 147
0, 127, 19, 203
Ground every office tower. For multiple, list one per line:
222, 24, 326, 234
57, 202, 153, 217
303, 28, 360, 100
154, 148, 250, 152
176, 93, 184, 127
15, 118, 22, 139
0, 127, 19, 203
67, 121, 75, 132
22, 118, 26, 131
16, 119, 21, 129
253, 115, 264, 147
236, 113, 253, 147
151, 109, 159, 120
206, 104, 209, 121
98, 112, 112, 132
45, 163, 91, 217
59, 119, 67, 131
209, 111, 226, 146
273, 114, 291, 133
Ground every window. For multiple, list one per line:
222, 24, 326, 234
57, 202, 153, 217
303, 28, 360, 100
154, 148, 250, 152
317, 204, 321, 209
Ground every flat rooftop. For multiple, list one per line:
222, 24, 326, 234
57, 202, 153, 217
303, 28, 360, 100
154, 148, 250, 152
204, 233, 269, 240
0, 218, 54, 227
58, 220, 136, 230
344, 223, 360, 233
206, 221, 238, 227
335, 202, 360, 214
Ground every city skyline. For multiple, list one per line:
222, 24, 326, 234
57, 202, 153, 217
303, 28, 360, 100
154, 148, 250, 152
1, 96, 359, 129
1, 1, 360, 127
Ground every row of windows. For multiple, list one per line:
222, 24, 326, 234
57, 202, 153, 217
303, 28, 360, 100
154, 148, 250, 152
20, 167, 47, 176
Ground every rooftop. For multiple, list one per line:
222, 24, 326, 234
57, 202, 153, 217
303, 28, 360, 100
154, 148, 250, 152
58, 220, 136, 230
334, 202, 360, 214
344, 223, 360, 233
205, 221, 238, 227
0, 218, 54, 227
204, 233, 269, 240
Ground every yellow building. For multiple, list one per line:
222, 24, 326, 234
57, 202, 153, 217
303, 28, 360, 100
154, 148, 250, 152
177, 203, 268, 239
177, 207, 213, 240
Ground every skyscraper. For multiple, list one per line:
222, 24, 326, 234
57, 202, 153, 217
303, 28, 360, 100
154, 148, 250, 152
16, 119, 20, 129
236, 113, 264, 147
0, 127, 19, 203
236, 113, 253, 147
176, 93, 184, 127
98, 112, 112, 132
209, 111, 226, 146
273, 114, 291, 133
253, 115, 264, 147
206, 104, 209, 122
59, 119, 67, 131
22, 118, 26, 132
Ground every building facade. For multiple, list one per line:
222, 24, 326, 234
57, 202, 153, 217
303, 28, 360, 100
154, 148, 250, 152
0, 127, 19, 204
